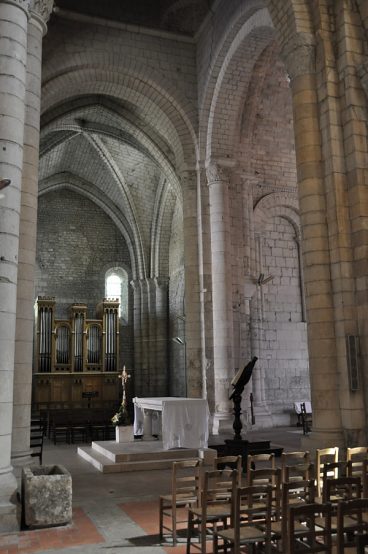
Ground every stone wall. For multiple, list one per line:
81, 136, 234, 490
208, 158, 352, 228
36, 188, 134, 367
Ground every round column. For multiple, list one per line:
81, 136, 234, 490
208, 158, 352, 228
0, 0, 30, 531
12, 0, 53, 468
131, 279, 142, 395
282, 39, 344, 448
180, 168, 205, 398
206, 161, 234, 434
155, 278, 169, 396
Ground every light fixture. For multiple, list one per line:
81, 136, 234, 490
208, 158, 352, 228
0, 178, 11, 200
257, 273, 274, 286
0, 179, 11, 190
172, 336, 184, 345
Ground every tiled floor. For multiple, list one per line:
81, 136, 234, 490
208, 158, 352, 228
0, 508, 104, 553
0, 426, 303, 553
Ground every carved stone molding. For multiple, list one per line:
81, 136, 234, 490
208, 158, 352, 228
280, 32, 316, 81
30, 0, 53, 30
206, 162, 231, 185
0, 0, 31, 15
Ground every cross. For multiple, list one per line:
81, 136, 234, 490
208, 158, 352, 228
119, 366, 131, 405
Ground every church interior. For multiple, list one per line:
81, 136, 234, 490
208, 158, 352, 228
1, 0, 368, 543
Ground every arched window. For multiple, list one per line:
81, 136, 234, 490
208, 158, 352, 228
105, 268, 129, 322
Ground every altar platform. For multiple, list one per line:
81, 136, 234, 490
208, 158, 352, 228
78, 439, 216, 473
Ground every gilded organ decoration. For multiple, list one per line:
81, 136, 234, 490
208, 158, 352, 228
34, 297, 119, 374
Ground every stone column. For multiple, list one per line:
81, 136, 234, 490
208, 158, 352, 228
0, 0, 30, 531
281, 38, 344, 448
155, 278, 169, 396
206, 161, 234, 434
131, 279, 143, 395
180, 168, 205, 399
12, 0, 53, 468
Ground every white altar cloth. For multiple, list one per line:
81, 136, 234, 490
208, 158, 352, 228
133, 397, 209, 450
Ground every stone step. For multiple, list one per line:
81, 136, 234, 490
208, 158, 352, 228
91, 440, 198, 463
77, 445, 206, 474
77, 441, 216, 473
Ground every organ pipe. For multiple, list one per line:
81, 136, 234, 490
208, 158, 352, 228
35, 297, 119, 373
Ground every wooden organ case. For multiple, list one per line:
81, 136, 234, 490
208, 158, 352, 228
33, 297, 121, 408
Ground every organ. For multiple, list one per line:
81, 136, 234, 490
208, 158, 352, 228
33, 297, 121, 407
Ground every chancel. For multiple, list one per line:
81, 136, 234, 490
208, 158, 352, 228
0, 0, 368, 537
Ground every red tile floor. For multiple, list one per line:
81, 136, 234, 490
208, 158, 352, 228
0, 508, 104, 554
121, 501, 199, 554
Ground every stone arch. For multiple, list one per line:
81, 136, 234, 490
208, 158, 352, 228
40, 97, 182, 198
150, 176, 179, 278
206, 8, 275, 161
39, 173, 143, 280
253, 192, 300, 238
264, 0, 314, 50
41, 57, 198, 172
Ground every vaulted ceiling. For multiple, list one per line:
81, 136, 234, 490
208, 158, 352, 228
54, 0, 214, 36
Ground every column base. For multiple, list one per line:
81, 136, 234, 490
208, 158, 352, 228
0, 471, 20, 532
11, 451, 33, 477
211, 411, 233, 435
301, 428, 345, 455
252, 403, 272, 429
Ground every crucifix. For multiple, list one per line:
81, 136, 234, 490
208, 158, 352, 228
119, 366, 131, 406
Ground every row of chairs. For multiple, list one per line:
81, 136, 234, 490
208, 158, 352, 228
159, 446, 368, 553
47, 409, 116, 444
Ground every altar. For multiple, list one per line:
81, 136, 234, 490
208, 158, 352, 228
133, 397, 209, 450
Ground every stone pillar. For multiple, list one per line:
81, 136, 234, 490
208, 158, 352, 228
140, 279, 150, 391
180, 168, 205, 399
0, 0, 30, 531
281, 38, 344, 448
12, 0, 53, 469
131, 279, 143, 395
155, 278, 169, 396
206, 161, 234, 434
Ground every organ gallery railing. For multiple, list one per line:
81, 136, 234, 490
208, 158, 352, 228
34, 297, 119, 373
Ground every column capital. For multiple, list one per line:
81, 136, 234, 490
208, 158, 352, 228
0, 0, 31, 15
280, 33, 316, 82
206, 160, 234, 185
130, 279, 143, 291
30, 0, 53, 33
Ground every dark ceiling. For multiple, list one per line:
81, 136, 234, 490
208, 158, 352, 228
54, 0, 214, 36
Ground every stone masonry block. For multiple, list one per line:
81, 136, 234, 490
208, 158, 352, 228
22, 465, 72, 528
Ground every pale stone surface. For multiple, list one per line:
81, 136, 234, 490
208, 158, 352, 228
115, 425, 133, 443
22, 465, 72, 528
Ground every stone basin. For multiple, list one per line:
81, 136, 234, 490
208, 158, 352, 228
22, 465, 72, 528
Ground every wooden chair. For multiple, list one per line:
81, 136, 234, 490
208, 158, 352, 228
282, 451, 312, 482
214, 455, 242, 486
356, 531, 368, 554
270, 479, 316, 552
316, 447, 339, 498
159, 458, 202, 546
335, 498, 368, 554
213, 484, 273, 554
187, 468, 237, 554
247, 467, 282, 520
288, 502, 332, 553
320, 461, 353, 502
247, 453, 275, 478
30, 418, 45, 464
318, 476, 362, 535
300, 402, 312, 435
322, 476, 361, 505
347, 447, 368, 479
